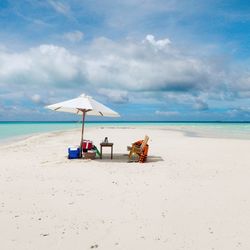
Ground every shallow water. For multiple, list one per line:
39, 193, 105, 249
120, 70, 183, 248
0, 121, 250, 141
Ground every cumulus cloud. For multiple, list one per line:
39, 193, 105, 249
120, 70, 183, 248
143, 34, 171, 51
98, 89, 129, 104
0, 44, 82, 88
84, 35, 214, 93
63, 31, 84, 42
0, 35, 217, 95
0, 34, 247, 112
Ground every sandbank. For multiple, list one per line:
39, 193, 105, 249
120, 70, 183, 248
0, 126, 250, 250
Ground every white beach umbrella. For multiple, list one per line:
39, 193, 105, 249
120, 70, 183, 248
45, 93, 120, 156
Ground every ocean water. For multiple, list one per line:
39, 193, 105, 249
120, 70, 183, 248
0, 121, 250, 142
0, 122, 81, 141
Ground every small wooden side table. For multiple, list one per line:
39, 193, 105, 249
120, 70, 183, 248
100, 142, 113, 159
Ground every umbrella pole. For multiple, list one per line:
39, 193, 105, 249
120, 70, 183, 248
80, 110, 86, 157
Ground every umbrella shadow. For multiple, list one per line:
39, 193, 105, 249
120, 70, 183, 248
94, 153, 163, 163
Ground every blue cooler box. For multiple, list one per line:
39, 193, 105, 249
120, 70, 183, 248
68, 147, 80, 159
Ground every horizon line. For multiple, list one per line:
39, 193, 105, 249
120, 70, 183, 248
0, 121, 250, 123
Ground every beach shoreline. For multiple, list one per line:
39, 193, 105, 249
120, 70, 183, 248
1, 122, 250, 147
1, 126, 250, 250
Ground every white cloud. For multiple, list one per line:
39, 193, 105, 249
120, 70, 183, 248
31, 94, 42, 103
83, 35, 214, 92
63, 31, 84, 42
0, 35, 215, 95
0, 44, 81, 87
98, 89, 129, 103
143, 34, 171, 51
48, 0, 71, 16
30, 93, 50, 105
0, 34, 247, 109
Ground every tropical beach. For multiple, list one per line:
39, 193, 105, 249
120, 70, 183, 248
1, 124, 250, 250
1, 0, 250, 249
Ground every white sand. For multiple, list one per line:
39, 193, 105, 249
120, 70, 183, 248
0, 126, 250, 250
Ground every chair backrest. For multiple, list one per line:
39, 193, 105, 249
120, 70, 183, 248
140, 135, 149, 150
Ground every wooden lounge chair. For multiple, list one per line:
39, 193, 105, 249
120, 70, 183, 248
128, 135, 149, 163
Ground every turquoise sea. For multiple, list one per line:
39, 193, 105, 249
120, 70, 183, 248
0, 121, 250, 142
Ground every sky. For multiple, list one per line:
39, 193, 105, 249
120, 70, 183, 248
0, 0, 250, 121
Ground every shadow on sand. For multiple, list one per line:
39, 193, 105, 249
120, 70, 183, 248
94, 153, 163, 163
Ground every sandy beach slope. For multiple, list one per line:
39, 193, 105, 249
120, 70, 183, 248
0, 126, 250, 250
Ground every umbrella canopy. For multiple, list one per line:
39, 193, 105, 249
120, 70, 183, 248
45, 93, 120, 156
46, 93, 119, 117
